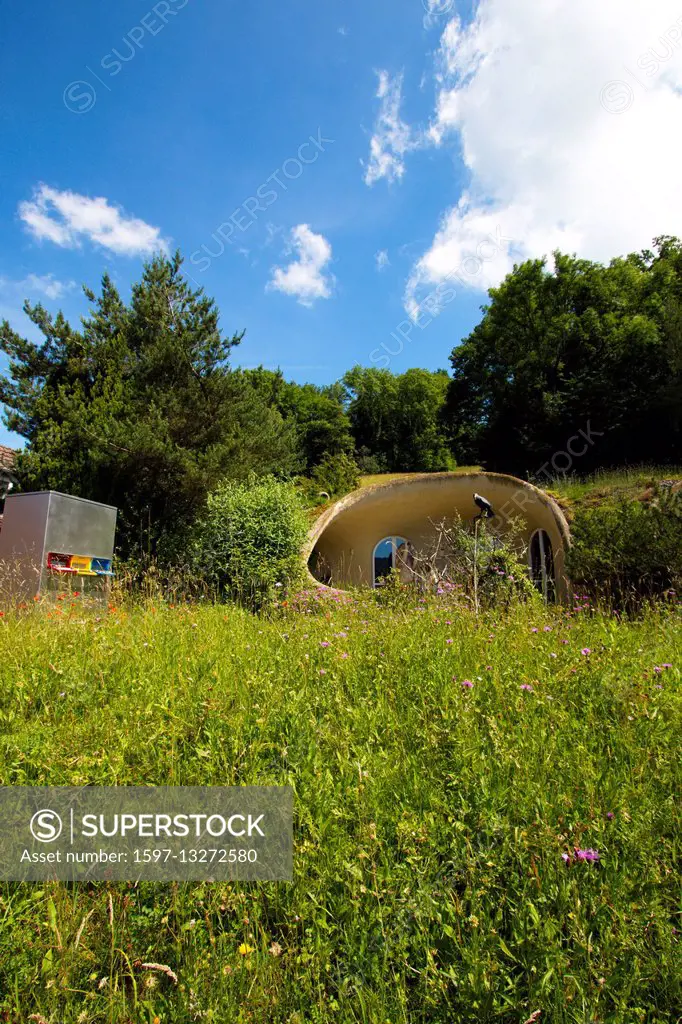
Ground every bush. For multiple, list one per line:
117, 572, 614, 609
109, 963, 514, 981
188, 476, 309, 610
374, 514, 540, 611
566, 489, 682, 606
304, 451, 360, 502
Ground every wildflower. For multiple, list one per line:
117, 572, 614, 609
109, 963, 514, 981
581, 648, 591, 656
575, 848, 600, 862
531, 627, 539, 633
461, 680, 474, 689
606, 812, 614, 820
319, 669, 326, 676
269, 941, 282, 957
661, 663, 673, 669
561, 852, 570, 863
560, 639, 569, 644
653, 666, 663, 674
238, 943, 254, 956
550, 652, 557, 658
521, 683, 533, 692
445, 639, 453, 645
485, 665, 492, 671
543, 626, 552, 632
320, 641, 330, 648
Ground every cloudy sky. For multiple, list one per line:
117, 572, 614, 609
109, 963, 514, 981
2, 0, 682, 446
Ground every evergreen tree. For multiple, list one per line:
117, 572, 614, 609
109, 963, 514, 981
0, 253, 298, 556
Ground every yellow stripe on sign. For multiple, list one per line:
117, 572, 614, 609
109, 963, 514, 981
71, 556, 97, 575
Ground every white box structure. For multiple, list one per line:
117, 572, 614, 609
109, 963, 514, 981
0, 491, 117, 601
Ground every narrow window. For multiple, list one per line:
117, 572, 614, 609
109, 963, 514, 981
373, 536, 411, 587
529, 529, 555, 601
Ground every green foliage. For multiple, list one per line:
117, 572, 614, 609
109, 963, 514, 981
304, 451, 360, 502
343, 365, 454, 472
446, 237, 682, 473
0, 254, 298, 558
406, 514, 541, 611
566, 488, 682, 604
0, 597, 680, 1020
244, 367, 354, 474
188, 475, 308, 609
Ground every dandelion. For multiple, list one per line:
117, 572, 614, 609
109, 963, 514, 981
238, 943, 254, 956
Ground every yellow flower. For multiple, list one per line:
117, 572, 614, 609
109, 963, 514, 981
238, 943, 254, 955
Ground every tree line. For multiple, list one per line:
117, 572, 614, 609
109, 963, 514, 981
1, 237, 680, 558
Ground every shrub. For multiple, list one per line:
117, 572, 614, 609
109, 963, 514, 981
188, 476, 309, 610
566, 489, 682, 606
374, 514, 540, 611
304, 451, 360, 502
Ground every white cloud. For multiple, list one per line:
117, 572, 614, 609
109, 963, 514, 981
407, 0, 682, 314
0, 273, 75, 302
375, 249, 390, 271
267, 224, 334, 306
18, 185, 169, 256
363, 71, 416, 186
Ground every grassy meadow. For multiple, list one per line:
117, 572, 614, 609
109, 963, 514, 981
0, 589, 680, 1023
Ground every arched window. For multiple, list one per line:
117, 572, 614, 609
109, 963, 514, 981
529, 529, 555, 601
373, 536, 412, 587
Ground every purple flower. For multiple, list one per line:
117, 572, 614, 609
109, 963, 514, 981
561, 639, 569, 645
561, 852, 570, 864
661, 663, 673, 669
446, 639, 453, 645
654, 666, 663, 673
485, 665, 492, 671
320, 641, 330, 648
461, 679, 474, 688
521, 684, 534, 692
606, 812, 614, 820
531, 628, 539, 633
581, 648, 591, 656
543, 626, 552, 632
575, 848, 600, 862
319, 669, 326, 675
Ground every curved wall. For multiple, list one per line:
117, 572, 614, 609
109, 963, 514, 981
304, 472, 572, 601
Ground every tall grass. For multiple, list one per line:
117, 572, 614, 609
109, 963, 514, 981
0, 591, 680, 1022
547, 465, 682, 502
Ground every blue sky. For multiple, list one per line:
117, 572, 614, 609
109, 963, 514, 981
3, 0, 682, 449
